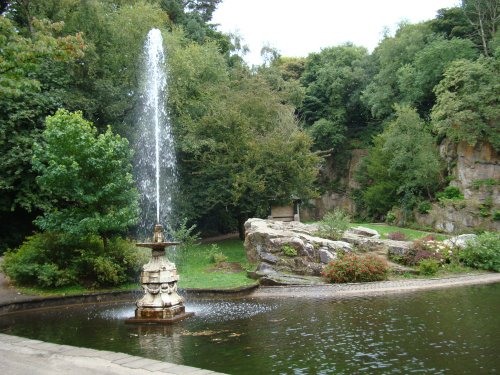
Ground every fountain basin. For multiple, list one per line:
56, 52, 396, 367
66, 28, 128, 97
1, 284, 500, 374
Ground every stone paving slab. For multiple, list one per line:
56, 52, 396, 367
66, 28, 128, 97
0, 333, 225, 375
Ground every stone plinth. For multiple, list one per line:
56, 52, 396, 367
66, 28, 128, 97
126, 224, 193, 324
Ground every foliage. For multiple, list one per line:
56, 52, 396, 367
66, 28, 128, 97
396, 37, 478, 116
461, 0, 500, 56
282, 244, 298, 257
362, 22, 433, 119
168, 217, 201, 250
357, 105, 443, 218
436, 186, 464, 201
321, 253, 388, 283
2, 233, 147, 288
418, 201, 433, 214
432, 56, 500, 151
207, 244, 228, 265
299, 44, 370, 151
419, 258, 440, 275
460, 232, 500, 271
0, 16, 84, 213
32, 110, 139, 244
316, 209, 351, 240
169, 40, 321, 235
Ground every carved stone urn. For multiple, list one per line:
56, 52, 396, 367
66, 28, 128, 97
125, 224, 194, 324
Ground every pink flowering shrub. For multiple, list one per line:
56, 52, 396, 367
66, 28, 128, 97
321, 253, 388, 283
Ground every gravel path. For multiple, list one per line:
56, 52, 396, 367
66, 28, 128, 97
250, 273, 500, 298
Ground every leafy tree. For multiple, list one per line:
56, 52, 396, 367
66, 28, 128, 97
397, 37, 478, 117
362, 22, 433, 120
0, 16, 84, 251
32, 110, 139, 246
431, 56, 500, 150
430, 6, 478, 41
462, 0, 500, 56
300, 44, 370, 150
166, 39, 320, 236
257, 55, 306, 108
358, 105, 443, 218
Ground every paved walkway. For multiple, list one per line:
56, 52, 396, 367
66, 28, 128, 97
251, 273, 500, 298
0, 333, 224, 375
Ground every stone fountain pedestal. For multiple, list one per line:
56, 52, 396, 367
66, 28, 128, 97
126, 224, 194, 324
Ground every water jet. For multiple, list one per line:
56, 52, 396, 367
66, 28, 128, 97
127, 29, 193, 324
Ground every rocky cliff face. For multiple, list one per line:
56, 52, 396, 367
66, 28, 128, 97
301, 149, 367, 221
440, 140, 499, 205
414, 140, 499, 233
303, 140, 499, 232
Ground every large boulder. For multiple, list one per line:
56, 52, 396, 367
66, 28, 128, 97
244, 218, 352, 277
443, 234, 478, 249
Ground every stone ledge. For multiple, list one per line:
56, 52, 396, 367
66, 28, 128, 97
0, 333, 226, 374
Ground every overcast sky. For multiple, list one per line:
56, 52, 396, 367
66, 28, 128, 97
212, 0, 461, 66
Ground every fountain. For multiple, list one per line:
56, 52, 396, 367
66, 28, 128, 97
125, 224, 193, 324
126, 29, 193, 324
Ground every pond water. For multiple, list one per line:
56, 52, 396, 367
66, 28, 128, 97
1, 284, 499, 374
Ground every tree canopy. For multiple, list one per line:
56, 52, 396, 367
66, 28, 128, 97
32, 110, 139, 244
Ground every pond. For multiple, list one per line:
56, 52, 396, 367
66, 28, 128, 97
1, 284, 499, 374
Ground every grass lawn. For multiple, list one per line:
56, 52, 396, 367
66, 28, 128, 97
17, 282, 140, 297
350, 223, 449, 241
175, 239, 257, 289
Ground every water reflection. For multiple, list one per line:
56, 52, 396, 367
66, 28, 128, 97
0, 284, 499, 374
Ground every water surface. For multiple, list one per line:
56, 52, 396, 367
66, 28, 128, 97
1, 284, 499, 374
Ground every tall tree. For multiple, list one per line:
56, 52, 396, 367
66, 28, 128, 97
358, 105, 443, 218
0, 16, 84, 213
462, 0, 500, 56
300, 44, 370, 151
432, 56, 500, 150
32, 110, 139, 247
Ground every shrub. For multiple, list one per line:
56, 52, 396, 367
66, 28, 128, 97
419, 258, 440, 275
206, 244, 228, 265
401, 237, 446, 266
436, 186, 464, 201
169, 218, 201, 250
316, 209, 351, 240
494, 211, 500, 221
321, 253, 388, 283
282, 245, 297, 257
2, 233, 147, 288
418, 201, 432, 214
387, 232, 407, 241
460, 232, 500, 272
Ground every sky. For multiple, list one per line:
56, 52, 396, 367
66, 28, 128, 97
212, 0, 461, 66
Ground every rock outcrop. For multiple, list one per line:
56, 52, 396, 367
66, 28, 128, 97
244, 219, 352, 280
244, 219, 414, 284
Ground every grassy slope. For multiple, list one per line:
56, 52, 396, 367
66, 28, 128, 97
350, 223, 449, 241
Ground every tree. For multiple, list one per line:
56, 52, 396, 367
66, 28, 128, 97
32, 110, 139, 246
431, 57, 500, 150
362, 22, 433, 120
430, 6, 477, 41
462, 0, 500, 56
397, 37, 478, 117
166, 39, 320, 236
358, 105, 443, 218
300, 44, 370, 150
